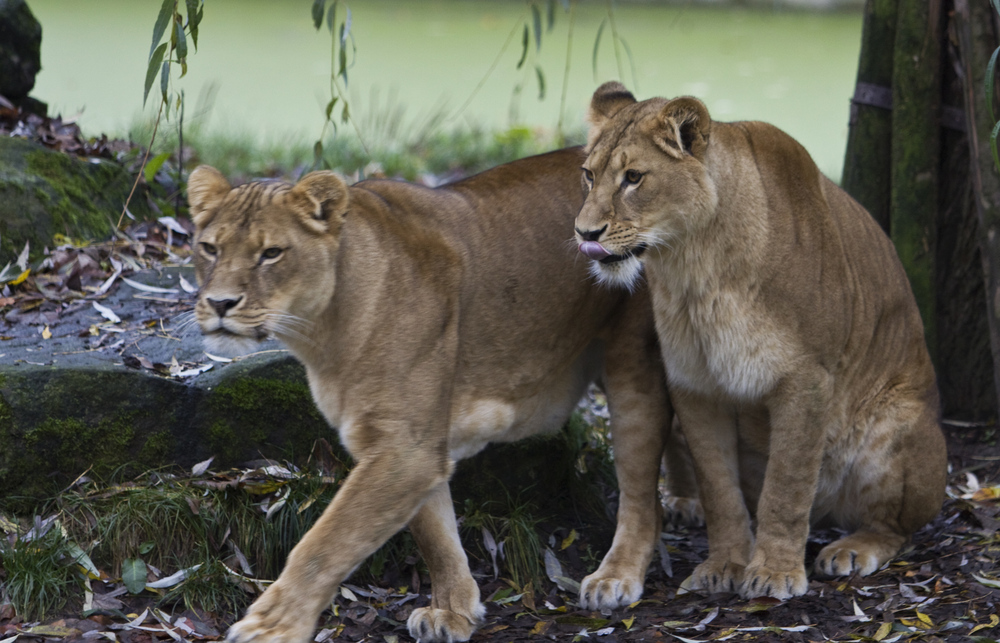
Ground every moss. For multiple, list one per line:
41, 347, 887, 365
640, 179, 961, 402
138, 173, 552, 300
204, 374, 332, 467
138, 430, 174, 464
0, 137, 150, 261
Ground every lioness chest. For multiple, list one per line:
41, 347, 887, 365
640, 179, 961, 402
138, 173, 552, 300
648, 260, 793, 402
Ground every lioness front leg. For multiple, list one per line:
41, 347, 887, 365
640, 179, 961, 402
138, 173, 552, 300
673, 392, 753, 595
581, 310, 669, 611
227, 455, 448, 643
741, 372, 832, 600
407, 481, 485, 642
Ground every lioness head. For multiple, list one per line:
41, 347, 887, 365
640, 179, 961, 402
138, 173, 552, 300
575, 82, 718, 289
187, 166, 349, 355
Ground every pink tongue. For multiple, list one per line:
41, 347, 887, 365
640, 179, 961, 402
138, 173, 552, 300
579, 241, 612, 260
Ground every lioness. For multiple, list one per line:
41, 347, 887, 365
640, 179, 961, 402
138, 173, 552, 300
573, 82, 946, 600
187, 149, 682, 643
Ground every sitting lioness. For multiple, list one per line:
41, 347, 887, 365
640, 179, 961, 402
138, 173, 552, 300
573, 82, 946, 600
187, 149, 686, 643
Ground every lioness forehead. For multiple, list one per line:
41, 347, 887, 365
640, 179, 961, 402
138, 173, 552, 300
587, 99, 668, 168
212, 181, 294, 227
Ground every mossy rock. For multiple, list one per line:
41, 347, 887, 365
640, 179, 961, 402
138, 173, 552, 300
0, 137, 149, 262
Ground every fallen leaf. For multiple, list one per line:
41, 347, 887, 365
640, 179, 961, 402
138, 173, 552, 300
122, 276, 179, 294
92, 300, 121, 323
41, 324, 51, 339
179, 274, 198, 293
561, 529, 578, 550
16, 241, 29, 271
192, 456, 215, 477
11, 269, 30, 286
21, 625, 81, 638
530, 620, 552, 636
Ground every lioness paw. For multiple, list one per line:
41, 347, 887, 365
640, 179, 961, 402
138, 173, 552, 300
226, 606, 314, 643
579, 573, 644, 611
739, 563, 807, 600
815, 542, 881, 577
224, 581, 319, 643
681, 559, 744, 595
663, 495, 704, 527
407, 606, 482, 643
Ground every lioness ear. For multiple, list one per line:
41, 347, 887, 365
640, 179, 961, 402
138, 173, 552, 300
587, 81, 637, 149
657, 97, 711, 160
187, 165, 232, 229
290, 171, 350, 230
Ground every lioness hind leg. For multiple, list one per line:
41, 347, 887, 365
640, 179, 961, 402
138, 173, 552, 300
662, 418, 703, 526
406, 482, 484, 643
815, 399, 946, 578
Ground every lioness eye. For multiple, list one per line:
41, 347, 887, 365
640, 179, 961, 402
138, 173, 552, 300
623, 169, 643, 186
582, 168, 594, 184
200, 242, 217, 256
261, 247, 283, 261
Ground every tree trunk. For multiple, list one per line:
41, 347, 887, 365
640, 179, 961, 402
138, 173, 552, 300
954, 0, 1000, 423
842, 0, 898, 233
935, 18, 997, 422
890, 0, 942, 361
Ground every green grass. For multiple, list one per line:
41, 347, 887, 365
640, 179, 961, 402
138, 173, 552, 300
0, 523, 82, 620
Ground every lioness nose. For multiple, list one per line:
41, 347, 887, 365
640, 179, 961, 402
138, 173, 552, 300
575, 225, 607, 242
207, 296, 242, 318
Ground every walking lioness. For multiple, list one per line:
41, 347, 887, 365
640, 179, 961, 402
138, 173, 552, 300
573, 82, 946, 600
187, 148, 683, 643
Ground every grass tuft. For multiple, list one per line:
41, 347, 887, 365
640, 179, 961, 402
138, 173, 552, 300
0, 521, 81, 620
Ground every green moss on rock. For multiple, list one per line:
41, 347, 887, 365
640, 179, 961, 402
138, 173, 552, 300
0, 137, 150, 261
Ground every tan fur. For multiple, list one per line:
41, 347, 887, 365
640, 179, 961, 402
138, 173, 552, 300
187, 149, 693, 643
574, 82, 947, 600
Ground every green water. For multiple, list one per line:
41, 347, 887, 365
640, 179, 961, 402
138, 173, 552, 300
28, 0, 861, 179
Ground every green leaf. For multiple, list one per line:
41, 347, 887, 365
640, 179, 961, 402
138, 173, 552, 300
312, 0, 326, 30
149, 0, 174, 60
532, 3, 542, 51
517, 24, 529, 70
547, 0, 556, 31
185, 0, 202, 50
592, 18, 606, 81
559, 0, 570, 10
139, 541, 156, 556
160, 60, 170, 104
341, 101, 350, 125
144, 152, 171, 183
987, 46, 999, 124
341, 6, 352, 46
338, 23, 348, 85
122, 558, 147, 595
175, 18, 187, 61
325, 97, 338, 120
991, 119, 1000, 175
313, 140, 324, 169
143, 42, 168, 106
535, 64, 546, 100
